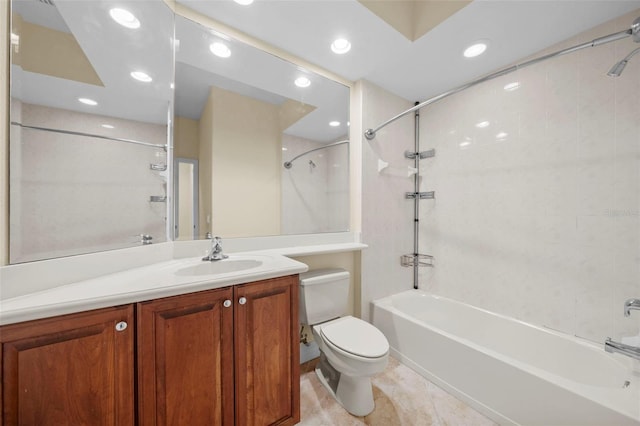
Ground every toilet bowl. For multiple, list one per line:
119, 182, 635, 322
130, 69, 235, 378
299, 269, 390, 416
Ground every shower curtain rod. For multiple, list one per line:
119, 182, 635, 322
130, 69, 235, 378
364, 21, 638, 140
11, 122, 167, 150
283, 139, 349, 169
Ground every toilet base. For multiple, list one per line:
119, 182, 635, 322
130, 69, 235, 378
315, 352, 375, 417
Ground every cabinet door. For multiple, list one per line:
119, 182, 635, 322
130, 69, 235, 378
1, 305, 134, 425
137, 287, 234, 426
235, 275, 300, 426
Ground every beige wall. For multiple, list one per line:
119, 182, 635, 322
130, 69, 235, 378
1, 0, 9, 266
12, 14, 102, 86
174, 116, 199, 159
201, 86, 281, 237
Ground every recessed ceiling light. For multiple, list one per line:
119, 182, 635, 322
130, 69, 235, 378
329, 121, 340, 127
459, 140, 472, 148
475, 120, 490, 128
210, 42, 231, 58
282, 147, 288, 151
504, 82, 521, 91
496, 132, 508, 140
294, 77, 311, 88
463, 41, 488, 58
234, 0, 254, 4
101, 124, 114, 129
331, 38, 351, 54
78, 97, 98, 106
130, 71, 152, 83
109, 8, 140, 29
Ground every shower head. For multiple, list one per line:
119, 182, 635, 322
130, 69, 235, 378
608, 46, 640, 77
608, 59, 628, 77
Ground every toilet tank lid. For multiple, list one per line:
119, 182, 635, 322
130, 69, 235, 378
299, 268, 349, 286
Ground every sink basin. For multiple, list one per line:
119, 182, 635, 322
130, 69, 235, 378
175, 258, 263, 276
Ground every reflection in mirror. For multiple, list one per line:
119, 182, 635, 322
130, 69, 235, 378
174, 158, 199, 240
173, 15, 350, 239
9, 0, 174, 263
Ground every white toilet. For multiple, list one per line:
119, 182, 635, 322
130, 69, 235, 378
299, 269, 389, 416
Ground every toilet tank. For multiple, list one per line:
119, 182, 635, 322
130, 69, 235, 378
299, 268, 350, 325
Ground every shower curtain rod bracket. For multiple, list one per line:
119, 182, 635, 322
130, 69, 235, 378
405, 149, 436, 159
406, 191, 435, 200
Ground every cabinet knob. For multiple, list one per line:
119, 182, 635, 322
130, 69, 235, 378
238, 297, 247, 305
223, 299, 232, 308
115, 321, 128, 332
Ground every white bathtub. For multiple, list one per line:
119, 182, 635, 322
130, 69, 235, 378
371, 290, 640, 426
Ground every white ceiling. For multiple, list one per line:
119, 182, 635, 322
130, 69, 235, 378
11, 0, 640, 142
179, 0, 640, 102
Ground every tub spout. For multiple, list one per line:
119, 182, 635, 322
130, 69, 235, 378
605, 337, 640, 361
624, 298, 640, 317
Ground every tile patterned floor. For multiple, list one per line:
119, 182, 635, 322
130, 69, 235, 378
299, 356, 498, 426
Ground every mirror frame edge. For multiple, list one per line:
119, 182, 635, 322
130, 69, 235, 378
1, 0, 10, 266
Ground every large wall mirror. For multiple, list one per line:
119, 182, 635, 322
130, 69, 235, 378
9, 0, 174, 263
8, 1, 350, 264
173, 14, 350, 240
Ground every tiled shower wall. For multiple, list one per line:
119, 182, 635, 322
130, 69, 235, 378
419, 10, 640, 344
359, 80, 415, 321
10, 102, 167, 263
281, 134, 350, 234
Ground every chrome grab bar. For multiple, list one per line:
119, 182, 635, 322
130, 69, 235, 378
604, 337, 640, 361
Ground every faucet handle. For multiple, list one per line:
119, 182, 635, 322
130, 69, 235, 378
624, 298, 640, 317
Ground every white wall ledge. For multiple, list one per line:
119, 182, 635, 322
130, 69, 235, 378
0, 232, 363, 301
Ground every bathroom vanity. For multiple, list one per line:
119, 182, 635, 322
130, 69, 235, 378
0, 249, 309, 425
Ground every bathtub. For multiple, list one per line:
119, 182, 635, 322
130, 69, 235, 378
371, 290, 640, 426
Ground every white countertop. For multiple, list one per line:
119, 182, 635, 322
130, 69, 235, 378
0, 252, 308, 326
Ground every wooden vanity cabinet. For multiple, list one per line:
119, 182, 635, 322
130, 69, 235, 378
137, 286, 235, 426
0, 305, 135, 426
235, 276, 300, 426
0, 275, 299, 426
137, 275, 300, 426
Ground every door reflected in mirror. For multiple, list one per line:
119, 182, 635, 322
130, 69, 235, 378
174, 158, 199, 240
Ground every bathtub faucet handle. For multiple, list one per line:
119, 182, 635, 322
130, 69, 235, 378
624, 298, 640, 317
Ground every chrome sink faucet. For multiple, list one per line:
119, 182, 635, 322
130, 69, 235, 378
202, 236, 229, 261
624, 298, 640, 317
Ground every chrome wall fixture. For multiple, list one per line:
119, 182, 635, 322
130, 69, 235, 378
364, 16, 640, 141
401, 104, 435, 290
11, 122, 167, 150
283, 139, 349, 169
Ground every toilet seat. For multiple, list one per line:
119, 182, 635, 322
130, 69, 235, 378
319, 316, 389, 359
